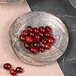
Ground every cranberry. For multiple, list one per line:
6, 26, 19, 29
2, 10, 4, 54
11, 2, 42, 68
34, 34, 41, 42
39, 31, 44, 37
29, 32, 34, 37
44, 32, 51, 38
29, 46, 38, 54
39, 46, 45, 52
33, 42, 41, 48
19, 35, 26, 42
39, 26, 45, 32
24, 42, 30, 49
23, 30, 28, 36
27, 26, 33, 32
3, 63, 11, 70
48, 37, 55, 44
10, 69, 16, 75
33, 27, 39, 34
26, 37, 33, 43
45, 26, 51, 32
44, 43, 50, 49
20, 25, 55, 54
16, 67, 23, 73
41, 38, 47, 44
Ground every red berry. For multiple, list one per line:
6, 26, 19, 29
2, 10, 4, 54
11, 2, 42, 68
48, 37, 55, 44
10, 69, 16, 75
39, 31, 44, 37
34, 34, 41, 42
41, 38, 47, 44
19, 35, 26, 42
24, 42, 30, 49
45, 26, 51, 32
29, 46, 38, 54
26, 37, 33, 43
33, 27, 39, 34
44, 32, 51, 38
23, 30, 28, 36
16, 67, 23, 73
27, 26, 33, 32
39, 46, 45, 52
39, 26, 45, 32
29, 32, 34, 37
3, 63, 11, 70
44, 43, 50, 49
33, 42, 41, 48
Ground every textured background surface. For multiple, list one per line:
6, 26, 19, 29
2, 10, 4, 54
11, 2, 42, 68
27, 0, 76, 76
0, 1, 64, 76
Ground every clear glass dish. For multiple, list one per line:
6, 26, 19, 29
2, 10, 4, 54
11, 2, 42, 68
8, 11, 69, 65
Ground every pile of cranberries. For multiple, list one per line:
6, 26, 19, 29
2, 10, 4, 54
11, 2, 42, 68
19, 26, 55, 54
3, 63, 23, 75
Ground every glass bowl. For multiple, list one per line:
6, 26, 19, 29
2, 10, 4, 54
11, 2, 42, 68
8, 11, 69, 65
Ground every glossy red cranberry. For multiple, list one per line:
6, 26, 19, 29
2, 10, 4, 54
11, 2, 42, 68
29, 46, 38, 54
45, 26, 51, 32
48, 37, 55, 44
44, 32, 51, 38
24, 42, 30, 49
16, 67, 23, 73
29, 32, 34, 37
10, 69, 16, 75
26, 37, 33, 43
34, 34, 41, 42
44, 43, 50, 49
23, 30, 28, 36
19, 35, 26, 42
27, 26, 33, 32
39, 26, 45, 32
39, 31, 44, 37
33, 27, 39, 34
3, 63, 11, 70
41, 38, 47, 44
39, 46, 45, 52
33, 42, 41, 48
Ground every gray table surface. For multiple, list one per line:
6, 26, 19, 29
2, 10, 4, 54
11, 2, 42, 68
27, 0, 76, 76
